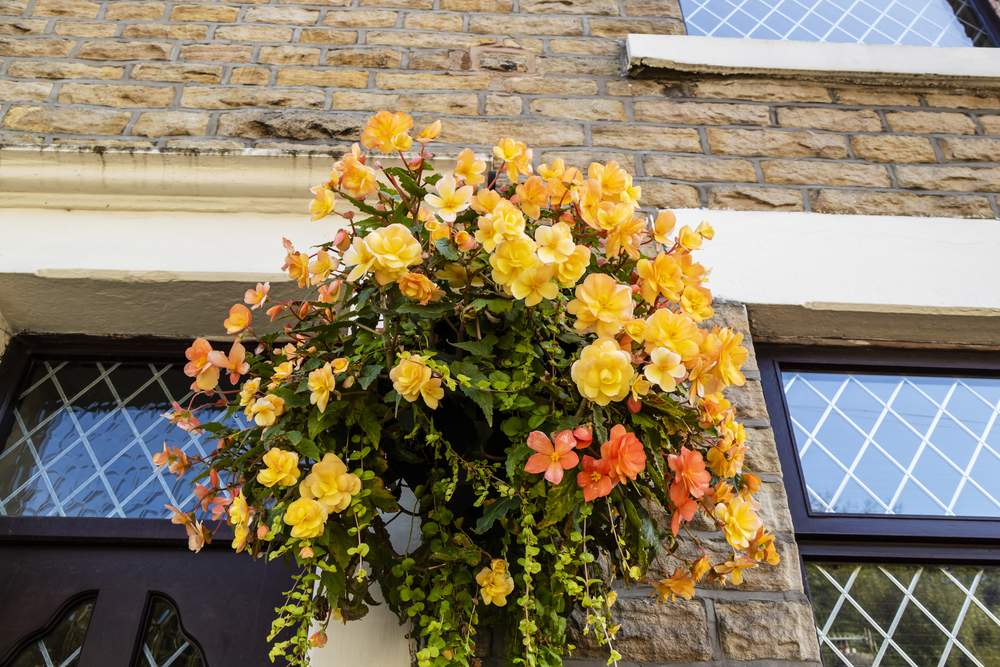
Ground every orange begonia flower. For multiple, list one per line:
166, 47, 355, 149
714, 553, 757, 586
398, 272, 445, 305
601, 425, 646, 484
524, 430, 579, 485
360, 110, 413, 153
651, 210, 676, 245
184, 338, 219, 392
223, 304, 252, 335
257, 447, 300, 488
606, 216, 645, 260
680, 285, 715, 322
652, 568, 695, 602
671, 497, 698, 537
161, 401, 202, 434
389, 355, 444, 409
515, 175, 550, 219
566, 273, 634, 338
577, 454, 612, 502
668, 446, 711, 509
476, 559, 515, 607
417, 119, 441, 142
340, 153, 378, 199
208, 341, 250, 384
284, 251, 311, 289
244, 282, 270, 310
573, 427, 593, 448
636, 253, 683, 305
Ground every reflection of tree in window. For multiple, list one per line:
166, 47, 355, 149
137, 597, 205, 667
8, 596, 95, 667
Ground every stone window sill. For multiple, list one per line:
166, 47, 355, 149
626, 34, 1000, 87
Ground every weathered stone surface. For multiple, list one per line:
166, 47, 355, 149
77, 41, 171, 60
259, 46, 321, 66
403, 12, 462, 31
7, 61, 122, 79
938, 136, 1000, 162
811, 189, 993, 218
366, 31, 493, 48
540, 150, 635, 171
406, 50, 452, 70
181, 87, 324, 109
549, 38, 620, 55
323, 9, 396, 26
170, 4, 239, 21
635, 100, 770, 126
533, 55, 617, 75
277, 68, 368, 87
724, 379, 769, 420
441, 0, 511, 10
332, 91, 479, 115
180, 44, 253, 62
0, 0, 29, 15
436, 118, 585, 146
981, 115, 1000, 135
692, 79, 831, 103
624, 0, 683, 18
709, 128, 848, 159
54, 21, 117, 37
638, 179, 701, 208
0, 131, 44, 145
569, 597, 712, 662
590, 17, 683, 37
299, 28, 357, 44
762, 160, 890, 187
253, 141, 347, 152
529, 98, 626, 121
502, 76, 597, 95
834, 87, 920, 106
716, 601, 820, 661
375, 73, 490, 90
501, 36, 543, 52
886, 110, 976, 135
245, 7, 319, 25
132, 63, 223, 83
0, 80, 52, 102
54, 138, 153, 147
703, 300, 750, 333
0, 37, 75, 57
31, 0, 99, 18
104, 2, 165, 20
744, 427, 783, 476
778, 106, 882, 132
132, 111, 209, 137
3, 105, 130, 134
0, 17, 47, 34
278, 0, 349, 5
122, 24, 207, 39
358, 0, 431, 6
646, 155, 757, 182
327, 47, 402, 68
166, 138, 244, 150
59, 83, 175, 108
477, 51, 528, 72
896, 165, 1000, 192
216, 110, 366, 140
215, 26, 295, 42
469, 15, 583, 35
485, 94, 521, 116
606, 79, 683, 97
924, 93, 999, 109
592, 124, 701, 152
230, 67, 270, 85
520, 0, 618, 14
851, 134, 937, 163
709, 186, 803, 211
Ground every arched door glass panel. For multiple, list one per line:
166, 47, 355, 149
136, 597, 206, 667
6, 596, 95, 667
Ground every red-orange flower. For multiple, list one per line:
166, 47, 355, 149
524, 430, 579, 485
576, 455, 612, 502
668, 446, 711, 507
600, 425, 646, 484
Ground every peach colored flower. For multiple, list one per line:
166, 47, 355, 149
534, 222, 575, 265
161, 402, 202, 434
670, 497, 698, 537
454, 147, 486, 186
257, 447, 300, 488
714, 553, 757, 586
309, 187, 336, 221
644, 347, 686, 393
340, 152, 378, 199
476, 200, 526, 253
643, 310, 702, 361
389, 355, 444, 409
680, 285, 714, 322
455, 230, 477, 252
636, 253, 683, 305
524, 430, 579, 485
651, 210, 676, 245
573, 427, 593, 448
417, 119, 441, 141
208, 341, 249, 384
424, 174, 474, 223
184, 338, 219, 392
509, 264, 558, 307
299, 453, 362, 514
576, 455, 612, 502
668, 446, 711, 508
606, 216, 645, 260
570, 337, 634, 407
589, 160, 629, 198
366, 223, 423, 284
515, 175, 550, 219
332, 358, 349, 374
244, 282, 270, 310
567, 274, 634, 338
600, 425, 646, 484
652, 568, 694, 602
397, 272, 445, 305
360, 110, 413, 153
308, 363, 336, 413
553, 244, 591, 288
489, 236, 538, 286
223, 303, 251, 335
154, 443, 192, 478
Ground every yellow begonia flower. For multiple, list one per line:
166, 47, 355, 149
299, 453, 362, 514
339, 153, 378, 199
534, 222, 576, 264
680, 285, 714, 322
652, 211, 676, 245
636, 253, 683, 305
239, 378, 261, 412
309, 250, 337, 285
489, 236, 538, 286
476, 200, 525, 253
606, 216, 645, 260
343, 237, 376, 283
476, 559, 515, 607
309, 187, 336, 222
417, 119, 441, 141
424, 174, 474, 223
696, 220, 715, 240
703, 327, 748, 388
283, 497, 328, 539
623, 318, 646, 343
620, 174, 641, 205
714, 496, 763, 550
389, 355, 444, 410
366, 223, 423, 285
595, 201, 634, 233
537, 158, 565, 181
229, 489, 251, 527
250, 394, 286, 427
553, 245, 591, 287
570, 337, 635, 406
269, 361, 294, 389
644, 348, 686, 393
566, 273, 634, 338
435, 263, 484, 290
397, 272, 445, 305
360, 110, 413, 154
492, 139, 532, 182
471, 188, 502, 215
589, 160, 629, 198
308, 363, 336, 413
515, 175, 550, 219
424, 219, 451, 242
510, 264, 559, 307
677, 225, 703, 251
643, 310, 702, 361
454, 147, 486, 186
257, 447, 300, 488
332, 358, 350, 374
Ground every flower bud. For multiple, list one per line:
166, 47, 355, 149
408, 157, 423, 170
333, 229, 351, 252
257, 525, 270, 539
310, 631, 328, 649
455, 230, 477, 252
299, 546, 314, 558
573, 427, 592, 447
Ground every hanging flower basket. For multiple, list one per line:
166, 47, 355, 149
160, 111, 779, 667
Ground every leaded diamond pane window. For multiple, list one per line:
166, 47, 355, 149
678, 0, 995, 46
806, 562, 1000, 667
783, 371, 1000, 518
0, 359, 237, 519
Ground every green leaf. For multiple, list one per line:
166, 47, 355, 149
367, 477, 399, 512
285, 432, 322, 461
307, 401, 346, 439
326, 521, 353, 571
470, 298, 512, 314
434, 238, 459, 261
273, 387, 310, 409
506, 443, 532, 479
356, 408, 381, 447
396, 301, 455, 316
451, 340, 490, 357
539, 477, 580, 528
339, 191, 382, 217
359, 364, 382, 390
475, 496, 519, 533
459, 385, 493, 427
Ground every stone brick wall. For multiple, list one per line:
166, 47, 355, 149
2, 0, 999, 219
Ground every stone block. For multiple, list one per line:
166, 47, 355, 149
691, 79, 831, 103
924, 93, 1000, 109
435, 118, 585, 146
259, 46, 321, 66
886, 110, 976, 135
896, 165, 1000, 192
834, 87, 920, 106
132, 111, 209, 136
811, 189, 993, 218
59, 83, 175, 108
180, 44, 253, 62
7, 61, 123, 79
0, 37, 75, 57
709, 185, 803, 211
278, 0, 350, 5
529, 98, 626, 121
366, 31, 494, 48
77, 40, 171, 60
744, 426, 783, 477
181, 87, 325, 110
276, 68, 368, 88
501, 36, 543, 52
215, 26, 296, 42
535, 55, 619, 75
638, 179, 701, 208
230, 67, 270, 85
937, 136, 1000, 162
520, 0, 619, 14
634, 100, 769, 126
323, 10, 396, 27
327, 47, 402, 68
851, 134, 937, 163
403, 12, 462, 31
477, 51, 529, 72
31, 0, 99, 19
606, 79, 683, 97
359, 0, 432, 6
702, 300, 750, 333
0, 0, 29, 16
645, 155, 756, 182
548, 38, 620, 55
244, 7, 319, 25
982, 115, 1000, 135
0, 80, 52, 102
716, 601, 821, 661
592, 124, 701, 152
170, 4, 239, 21
216, 110, 366, 140
724, 379, 769, 421
406, 50, 453, 70
0, 132, 44, 145
104, 2, 165, 20
54, 138, 153, 147
762, 160, 890, 187
0, 17, 47, 34
589, 17, 683, 37
540, 150, 635, 171
441, 0, 511, 10
166, 138, 244, 150
375, 73, 490, 90
485, 94, 521, 116
709, 128, 848, 159
54, 21, 117, 37
469, 15, 583, 35
132, 63, 223, 83
624, 0, 683, 18
299, 28, 357, 43
777, 106, 882, 132
502, 76, 597, 95
3, 105, 131, 134
123, 24, 207, 39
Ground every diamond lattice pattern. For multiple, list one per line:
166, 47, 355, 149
783, 371, 1000, 517
0, 360, 238, 519
807, 562, 1000, 667
679, 0, 992, 47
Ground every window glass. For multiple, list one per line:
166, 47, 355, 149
783, 371, 1000, 517
679, 0, 993, 47
0, 360, 237, 519
137, 597, 206, 667
806, 562, 1000, 666
9, 596, 95, 667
